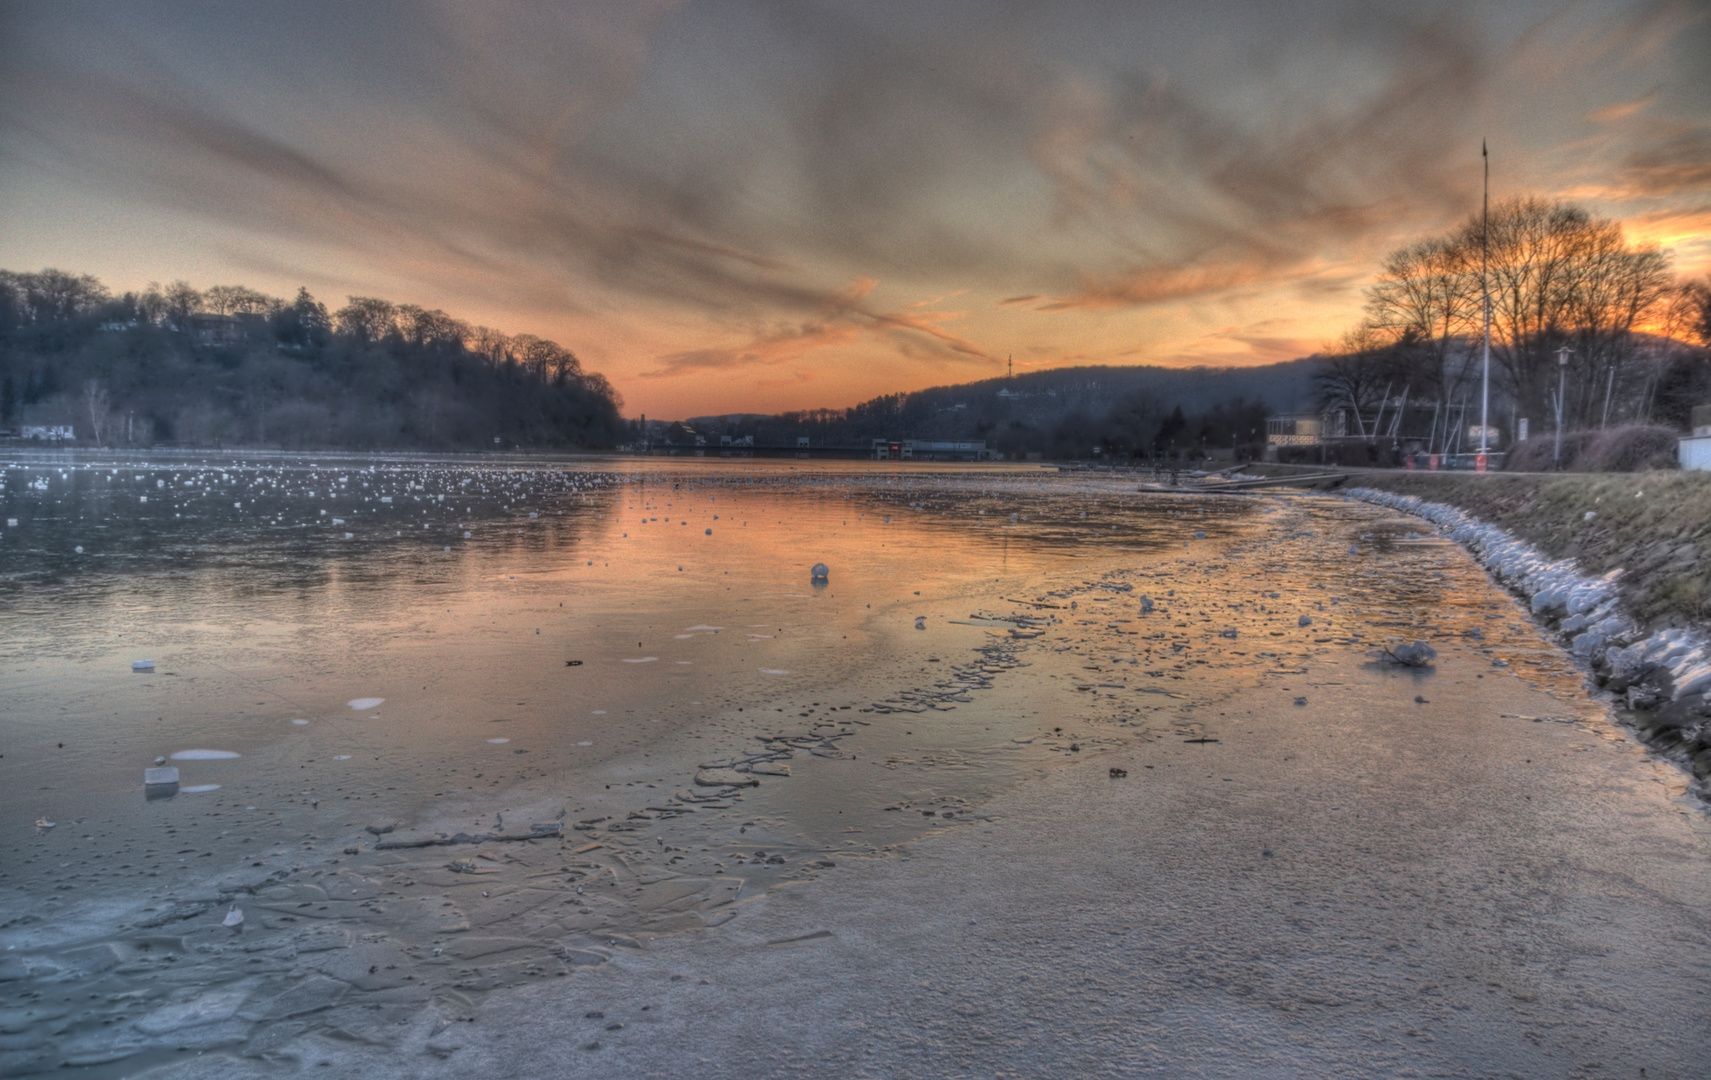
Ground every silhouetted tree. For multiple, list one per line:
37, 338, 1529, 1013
333, 297, 398, 343
203, 285, 278, 315
273, 287, 330, 348
1340, 196, 1686, 433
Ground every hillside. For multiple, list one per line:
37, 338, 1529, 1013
686, 361, 1319, 457
0, 270, 624, 450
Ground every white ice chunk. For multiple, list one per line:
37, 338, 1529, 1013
134, 987, 248, 1035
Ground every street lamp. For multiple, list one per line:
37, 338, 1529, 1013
1554, 344, 1571, 469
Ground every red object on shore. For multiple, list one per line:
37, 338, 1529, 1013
1476, 452, 1488, 472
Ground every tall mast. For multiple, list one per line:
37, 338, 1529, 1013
1480, 140, 1490, 459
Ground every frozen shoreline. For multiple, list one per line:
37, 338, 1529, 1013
10, 469, 1711, 1078
1344, 486, 1711, 788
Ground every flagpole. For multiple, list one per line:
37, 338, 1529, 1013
1479, 140, 1490, 469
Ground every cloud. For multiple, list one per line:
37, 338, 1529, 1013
1618, 124, 1711, 197
641, 276, 997, 377
1020, 12, 1493, 310
0, 1, 1491, 316
643, 320, 864, 378
1036, 261, 1277, 311
1586, 93, 1658, 124
2, 0, 1707, 415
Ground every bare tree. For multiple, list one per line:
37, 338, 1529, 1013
161, 281, 202, 329
333, 297, 398, 343
1314, 328, 1403, 438
203, 285, 278, 315
510, 335, 580, 381
1563, 232, 1671, 427
395, 305, 470, 350
1456, 198, 1673, 422
1682, 277, 1711, 348
3, 269, 109, 322
83, 381, 111, 446
469, 326, 512, 367
1349, 197, 1678, 432
1362, 235, 1479, 408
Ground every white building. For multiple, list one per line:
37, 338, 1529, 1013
1680, 406, 1711, 472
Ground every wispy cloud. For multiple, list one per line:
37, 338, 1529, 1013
642, 276, 996, 377
644, 321, 864, 378
1618, 123, 1711, 198
1586, 93, 1658, 124
1035, 262, 1277, 311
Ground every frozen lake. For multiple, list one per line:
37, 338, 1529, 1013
2, 453, 1707, 1078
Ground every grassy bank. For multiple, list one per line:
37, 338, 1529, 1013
1334, 469, 1711, 629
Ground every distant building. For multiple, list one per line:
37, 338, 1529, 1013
20, 425, 74, 441
1681, 405, 1711, 471
189, 312, 268, 344
872, 438, 989, 461
189, 313, 243, 344
1265, 412, 1343, 447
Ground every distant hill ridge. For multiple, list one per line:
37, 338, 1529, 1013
680, 359, 1318, 458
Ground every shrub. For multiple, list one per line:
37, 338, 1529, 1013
1503, 425, 1681, 472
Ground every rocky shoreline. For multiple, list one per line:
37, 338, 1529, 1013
1345, 487, 1711, 791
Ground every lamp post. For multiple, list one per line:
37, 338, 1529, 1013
1553, 345, 1570, 469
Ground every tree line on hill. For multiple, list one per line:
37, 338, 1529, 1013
0, 270, 624, 448
1315, 196, 1711, 450
668, 362, 1311, 461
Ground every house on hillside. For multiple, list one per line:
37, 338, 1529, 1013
188, 314, 242, 344
188, 312, 268, 344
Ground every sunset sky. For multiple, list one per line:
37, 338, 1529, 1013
2, 0, 1707, 418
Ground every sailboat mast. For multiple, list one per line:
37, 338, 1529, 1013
1480, 141, 1491, 461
